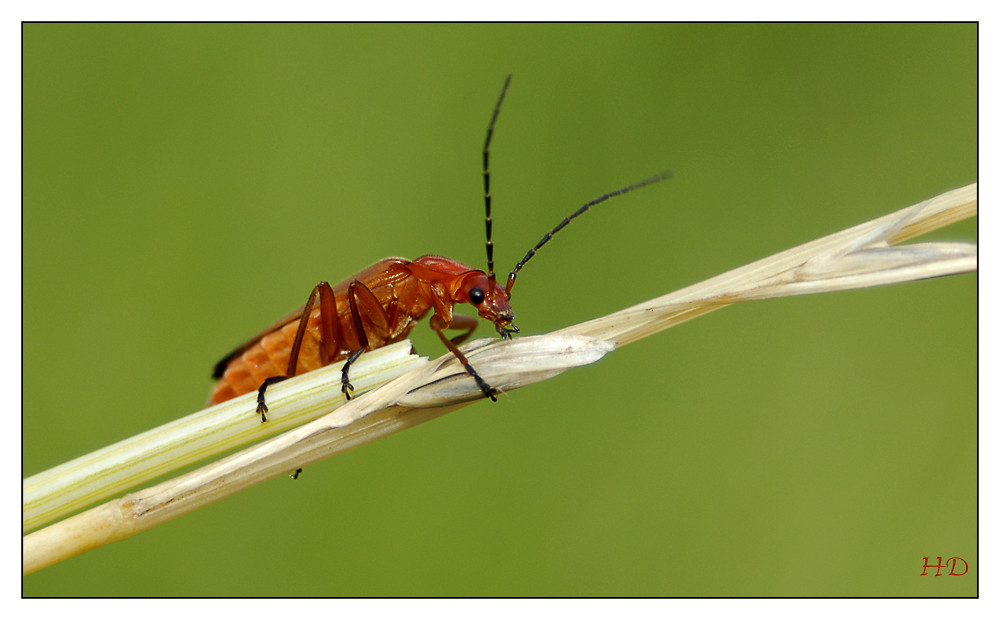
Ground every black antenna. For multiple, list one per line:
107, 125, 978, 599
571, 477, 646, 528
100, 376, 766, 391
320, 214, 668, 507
505, 170, 673, 296
483, 74, 512, 285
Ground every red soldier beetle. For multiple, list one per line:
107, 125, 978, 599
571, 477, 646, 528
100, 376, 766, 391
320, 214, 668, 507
208, 75, 671, 422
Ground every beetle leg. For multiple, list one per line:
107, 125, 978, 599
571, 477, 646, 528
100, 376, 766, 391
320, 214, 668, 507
429, 314, 498, 402
445, 314, 479, 346
255, 281, 340, 422
339, 348, 365, 396
339, 280, 392, 399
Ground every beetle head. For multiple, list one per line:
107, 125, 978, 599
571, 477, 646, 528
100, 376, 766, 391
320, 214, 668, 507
459, 272, 518, 339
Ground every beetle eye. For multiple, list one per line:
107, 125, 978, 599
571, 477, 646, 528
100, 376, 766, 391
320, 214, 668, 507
469, 287, 485, 304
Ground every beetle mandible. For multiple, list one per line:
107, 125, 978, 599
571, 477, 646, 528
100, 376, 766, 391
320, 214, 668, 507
208, 75, 671, 421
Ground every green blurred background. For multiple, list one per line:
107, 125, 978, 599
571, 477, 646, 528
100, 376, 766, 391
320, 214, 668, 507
23, 24, 976, 596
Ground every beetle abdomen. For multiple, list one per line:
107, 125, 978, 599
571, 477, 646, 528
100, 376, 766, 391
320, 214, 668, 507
207, 310, 332, 406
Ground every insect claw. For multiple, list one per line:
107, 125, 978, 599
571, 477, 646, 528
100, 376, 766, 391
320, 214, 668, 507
256, 403, 269, 423
342, 380, 355, 400
479, 382, 500, 402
